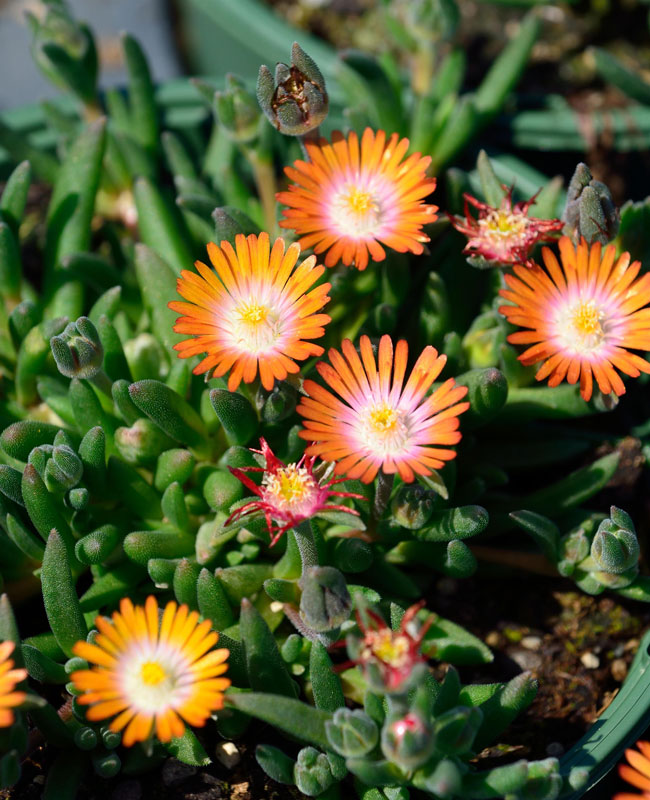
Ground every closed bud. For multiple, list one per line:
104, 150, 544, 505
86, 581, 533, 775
259, 382, 297, 425
300, 566, 351, 633
29, 444, 82, 493
591, 515, 640, 574
325, 708, 379, 758
50, 316, 103, 380
432, 705, 482, 756
381, 711, 434, 771
257, 43, 328, 136
67, 487, 89, 511
391, 484, 434, 530
115, 418, 174, 466
563, 163, 619, 245
293, 747, 335, 797
215, 74, 260, 143
456, 367, 508, 428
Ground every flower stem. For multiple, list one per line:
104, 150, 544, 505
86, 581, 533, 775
294, 519, 320, 577
298, 127, 320, 160
91, 369, 113, 397
372, 470, 394, 521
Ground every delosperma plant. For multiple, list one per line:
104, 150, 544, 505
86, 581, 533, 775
1, 1, 650, 797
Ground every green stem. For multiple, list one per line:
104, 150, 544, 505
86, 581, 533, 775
91, 369, 113, 397
372, 470, 394, 521
246, 149, 278, 235
294, 519, 319, 578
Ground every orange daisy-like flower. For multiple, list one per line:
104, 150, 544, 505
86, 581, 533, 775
297, 334, 469, 483
277, 128, 438, 271
615, 740, 650, 800
0, 641, 27, 728
499, 236, 650, 401
71, 596, 230, 746
169, 233, 331, 391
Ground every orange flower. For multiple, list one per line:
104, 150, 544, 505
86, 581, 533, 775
72, 596, 230, 746
499, 237, 650, 401
615, 740, 650, 800
277, 128, 438, 270
169, 233, 331, 391
0, 641, 26, 728
297, 334, 469, 483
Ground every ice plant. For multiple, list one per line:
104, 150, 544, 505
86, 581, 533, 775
498, 236, 650, 401
297, 334, 469, 483
615, 740, 650, 800
342, 601, 433, 694
225, 437, 362, 545
277, 128, 438, 270
0, 641, 27, 728
169, 232, 332, 391
71, 596, 230, 746
449, 187, 563, 267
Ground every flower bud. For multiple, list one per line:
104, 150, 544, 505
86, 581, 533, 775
563, 163, 619, 245
257, 43, 328, 136
381, 711, 434, 771
300, 566, 351, 633
28, 4, 98, 103
50, 317, 103, 380
215, 74, 260, 143
391, 484, 434, 530
259, 382, 298, 425
590, 511, 639, 574
432, 705, 482, 756
325, 708, 379, 758
293, 747, 335, 797
28, 443, 82, 493
115, 418, 174, 466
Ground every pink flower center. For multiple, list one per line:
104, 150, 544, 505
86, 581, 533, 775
263, 464, 319, 515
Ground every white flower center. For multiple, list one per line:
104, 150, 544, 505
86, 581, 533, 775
331, 183, 382, 237
555, 299, 608, 355
230, 300, 281, 353
121, 646, 192, 713
360, 403, 410, 455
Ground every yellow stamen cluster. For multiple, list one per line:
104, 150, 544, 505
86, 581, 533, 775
363, 630, 410, 668
264, 464, 317, 511
480, 209, 527, 238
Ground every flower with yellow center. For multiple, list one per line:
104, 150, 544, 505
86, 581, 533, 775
169, 232, 331, 391
277, 128, 438, 270
499, 236, 650, 401
297, 334, 469, 484
615, 740, 650, 800
342, 601, 433, 694
0, 641, 27, 728
71, 596, 230, 746
225, 438, 363, 546
449, 187, 563, 267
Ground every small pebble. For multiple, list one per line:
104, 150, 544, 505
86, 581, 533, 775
521, 635, 542, 651
215, 741, 241, 769
546, 742, 565, 757
511, 650, 542, 671
269, 601, 284, 614
33, 776, 45, 785
611, 658, 628, 682
580, 652, 600, 669
485, 631, 501, 648
162, 758, 197, 787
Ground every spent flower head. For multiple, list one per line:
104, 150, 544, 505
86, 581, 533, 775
225, 438, 362, 546
169, 233, 331, 392
499, 236, 650, 401
277, 128, 438, 270
449, 186, 563, 267
71, 596, 230, 746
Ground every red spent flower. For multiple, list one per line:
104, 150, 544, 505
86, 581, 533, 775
449, 187, 563, 267
225, 438, 362, 546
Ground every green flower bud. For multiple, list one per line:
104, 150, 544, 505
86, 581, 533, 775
391, 485, 434, 530
293, 747, 335, 797
28, 444, 83, 493
381, 711, 434, 771
257, 43, 328, 136
590, 508, 640, 574
563, 163, 619, 245
115, 418, 175, 466
432, 705, 482, 756
325, 708, 379, 758
215, 74, 260, 143
67, 487, 89, 511
203, 469, 245, 512
28, 4, 98, 103
300, 566, 352, 633
259, 382, 298, 425
50, 317, 103, 380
